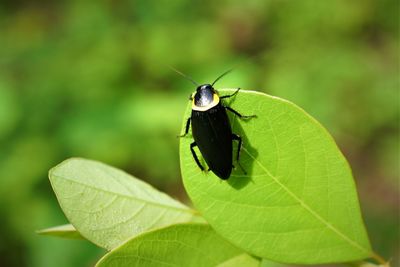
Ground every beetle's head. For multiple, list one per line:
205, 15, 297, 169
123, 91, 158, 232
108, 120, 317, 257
196, 84, 214, 93
193, 84, 218, 108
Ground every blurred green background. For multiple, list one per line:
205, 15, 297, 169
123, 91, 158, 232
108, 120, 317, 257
0, 0, 398, 266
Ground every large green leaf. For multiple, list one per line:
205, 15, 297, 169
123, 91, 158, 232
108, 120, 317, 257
49, 158, 201, 250
96, 223, 255, 267
180, 89, 372, 264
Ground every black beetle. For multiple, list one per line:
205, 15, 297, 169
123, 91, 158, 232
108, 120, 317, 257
179, 69, 256, 180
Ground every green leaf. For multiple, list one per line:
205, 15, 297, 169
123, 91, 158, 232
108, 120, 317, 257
37, 224, 83, 239
217, 254, 260, 267
49, 158, 201, 250
260, 259, 288, 267
180, 89, 372, 264
96, 223, 254, 267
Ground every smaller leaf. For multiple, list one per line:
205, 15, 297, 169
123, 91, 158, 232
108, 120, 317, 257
217, 254, 260, 267
96, 223, 253, 267
49, 158, 201, 250
260, 259, 289, 267
37, 224, 83, 239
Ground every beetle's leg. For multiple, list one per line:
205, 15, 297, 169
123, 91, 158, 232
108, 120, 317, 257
232, 134, 242, 161
220, 88, 240, 99
178, 118, 191, 137
232, 134, 247, 174
190, 142, 205, 171
225, 106, 257, 120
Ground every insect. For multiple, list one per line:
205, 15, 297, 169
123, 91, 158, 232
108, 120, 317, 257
177, 68, 256, 180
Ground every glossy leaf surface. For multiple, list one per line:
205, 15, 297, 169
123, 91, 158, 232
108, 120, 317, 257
180, 89, 372, 264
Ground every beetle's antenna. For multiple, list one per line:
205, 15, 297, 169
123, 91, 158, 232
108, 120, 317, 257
211, 68, 234, 86
212, 54, 260, 86
168, 65, 199, 87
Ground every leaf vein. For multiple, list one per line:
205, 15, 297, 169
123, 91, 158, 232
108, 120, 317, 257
242, 146, 369, 255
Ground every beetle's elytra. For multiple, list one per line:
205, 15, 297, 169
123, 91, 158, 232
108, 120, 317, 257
179, 76, 256, 180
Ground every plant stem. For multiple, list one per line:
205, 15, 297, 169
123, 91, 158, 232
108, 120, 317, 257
371, 251, 389, 266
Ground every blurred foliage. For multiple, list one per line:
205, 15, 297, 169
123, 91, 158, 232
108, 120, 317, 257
0, 0, 398, 266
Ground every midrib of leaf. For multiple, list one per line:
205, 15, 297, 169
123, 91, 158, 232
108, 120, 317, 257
241, 146, 370, 256
52, 174, 198, 215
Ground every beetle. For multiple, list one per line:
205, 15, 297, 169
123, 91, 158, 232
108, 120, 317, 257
178, 69, 256, 180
